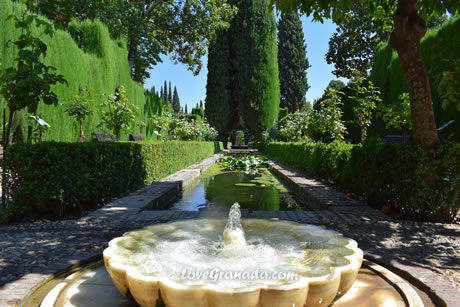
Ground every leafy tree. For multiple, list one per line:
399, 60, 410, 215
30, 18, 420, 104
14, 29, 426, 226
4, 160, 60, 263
348, 74, 381, 143
200, 100, 203, 109
172, 86, 181, 113
230, 0, 280, 140
62, 84, 94, 142
278, 11, 310, 112
272, 0, 460, 150
0, 1, 67, 148
100, 85, 138, 139
324, 79, 346, 95
378, 92, 412, 142
37, 0, 238, 82
326, 3, 391, 78
326, 3, 448, 79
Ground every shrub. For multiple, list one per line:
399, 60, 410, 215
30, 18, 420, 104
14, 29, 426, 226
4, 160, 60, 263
191, 107, 204, 120
279, 110, 310, 142
100, 85, 138, 140
3, 141, 223, 222
254, 141, 460, 222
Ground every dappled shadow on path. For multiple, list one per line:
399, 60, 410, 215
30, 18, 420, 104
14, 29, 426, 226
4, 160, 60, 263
326, 219, 460, 288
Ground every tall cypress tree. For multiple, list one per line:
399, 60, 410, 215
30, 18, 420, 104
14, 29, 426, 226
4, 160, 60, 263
230, 0, 280, 140
160, 87, 164, 101
163, 80, 168, 102
172, 86, 181, 113
205, 30, 236, 147
278, 11, 310, 112
185, 104, 188, 114
168, 81, 173, 104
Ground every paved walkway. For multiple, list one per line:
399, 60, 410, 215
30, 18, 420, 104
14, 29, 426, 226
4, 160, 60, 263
0, 153, 459, 306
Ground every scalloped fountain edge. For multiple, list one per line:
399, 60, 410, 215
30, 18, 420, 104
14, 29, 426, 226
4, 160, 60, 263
103, 219, 363, 307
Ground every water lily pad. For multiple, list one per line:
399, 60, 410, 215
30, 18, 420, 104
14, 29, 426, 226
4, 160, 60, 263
234, 183, 257, 187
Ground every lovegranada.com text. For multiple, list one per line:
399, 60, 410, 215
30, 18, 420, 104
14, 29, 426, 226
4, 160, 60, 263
180, 268, 299, 282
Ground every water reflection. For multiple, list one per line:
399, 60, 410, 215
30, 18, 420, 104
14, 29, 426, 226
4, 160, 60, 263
170, 170, 305, 211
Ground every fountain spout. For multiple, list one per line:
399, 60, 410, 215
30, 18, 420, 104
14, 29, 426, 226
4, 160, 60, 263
223, 203, 246, 245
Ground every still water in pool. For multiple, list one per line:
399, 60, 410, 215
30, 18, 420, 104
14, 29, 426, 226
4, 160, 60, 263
169, 165, 308, 211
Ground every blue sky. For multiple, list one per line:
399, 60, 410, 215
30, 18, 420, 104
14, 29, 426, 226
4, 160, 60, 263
144, 16, 348, 110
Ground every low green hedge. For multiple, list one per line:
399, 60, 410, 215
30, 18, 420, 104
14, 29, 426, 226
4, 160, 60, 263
254, 141, 460, 222
3, 141, 223, 222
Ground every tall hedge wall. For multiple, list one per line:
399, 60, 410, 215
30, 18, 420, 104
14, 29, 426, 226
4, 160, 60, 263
369, 16, 460, 140
0, 0, 161, 142
4, 141, 223, 222
254, 141, 460, 222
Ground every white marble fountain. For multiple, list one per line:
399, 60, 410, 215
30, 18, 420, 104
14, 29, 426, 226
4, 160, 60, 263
103, 204, 363, 307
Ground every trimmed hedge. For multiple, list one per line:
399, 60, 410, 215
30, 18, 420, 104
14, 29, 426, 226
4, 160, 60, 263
4, 141, 223, 221
0, 0, 162, 142
254, 141, 460, 222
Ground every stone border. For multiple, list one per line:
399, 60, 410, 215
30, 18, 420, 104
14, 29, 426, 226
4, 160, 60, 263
1, 152, 457, 306
80, 152, 224, 220
39, 259, 426, 307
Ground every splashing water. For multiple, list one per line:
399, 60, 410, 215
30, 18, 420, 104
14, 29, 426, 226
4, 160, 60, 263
223, 203, 246, 245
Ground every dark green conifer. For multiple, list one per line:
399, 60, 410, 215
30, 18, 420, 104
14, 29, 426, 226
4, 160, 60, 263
229, 0, 280, 139
172, 86, 181, 113
278, 11, 310, 112
163, 80, 168, 102
205, 30, 236, 147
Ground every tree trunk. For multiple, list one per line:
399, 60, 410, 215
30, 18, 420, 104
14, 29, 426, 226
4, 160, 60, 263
79, 119, 84, 142
389, 0, 439, 150
4, 109, 15, 150
128, 35, 138, 78
221, 133, 229, 149
402, 124, 407, 144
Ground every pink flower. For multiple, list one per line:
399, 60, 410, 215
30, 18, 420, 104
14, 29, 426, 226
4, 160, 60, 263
296, 106, 300, 110
182, 114, 186, 118
280, 125, 284, 128
119, 85, 125, 90
55, 13, 64, 20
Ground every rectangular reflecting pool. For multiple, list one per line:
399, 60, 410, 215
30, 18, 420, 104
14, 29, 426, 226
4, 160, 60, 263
166, 163, 311, 211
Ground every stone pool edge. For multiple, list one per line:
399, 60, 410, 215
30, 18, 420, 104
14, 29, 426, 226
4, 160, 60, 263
1, 151, 457, 307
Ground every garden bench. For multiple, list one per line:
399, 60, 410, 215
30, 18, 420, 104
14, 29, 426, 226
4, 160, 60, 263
230, 144, 249, 149
382, 135, 412, 144
129, 134, 144, 141
91, 133, 118, 142
382, 120, 455, 144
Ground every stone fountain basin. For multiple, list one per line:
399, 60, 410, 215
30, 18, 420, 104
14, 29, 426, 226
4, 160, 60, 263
103, 219, 363, 307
